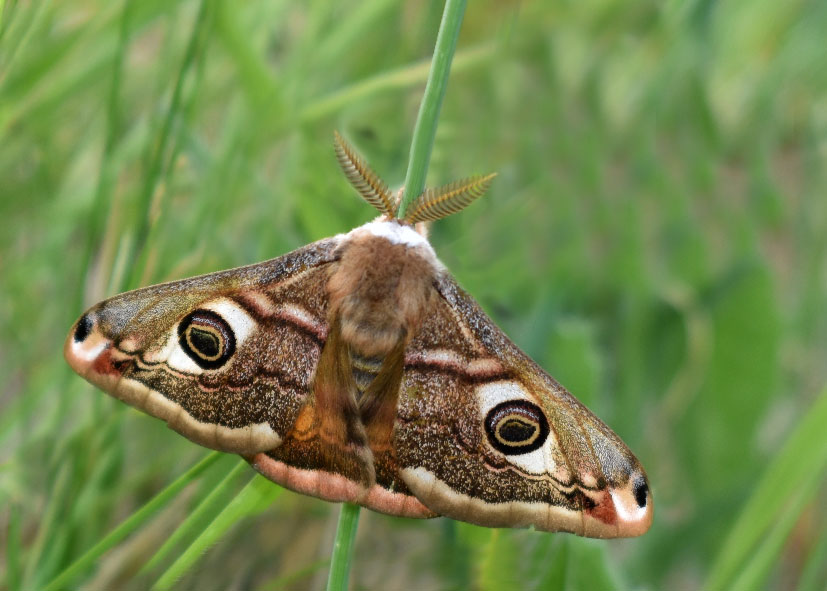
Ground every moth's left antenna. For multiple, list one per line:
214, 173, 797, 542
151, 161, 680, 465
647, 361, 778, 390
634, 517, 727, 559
334, 131, 397, 218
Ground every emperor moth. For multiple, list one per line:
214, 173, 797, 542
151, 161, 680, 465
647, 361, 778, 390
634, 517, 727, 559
65, 133, 653, 538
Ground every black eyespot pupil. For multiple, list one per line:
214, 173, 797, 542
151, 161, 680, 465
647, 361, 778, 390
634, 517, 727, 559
177, 310, 235, 369
74, 314, 92, 343
633, 478, 648, 508
188, 328, 221, 358
499, 418, 536, 443
484, 399, 549, 455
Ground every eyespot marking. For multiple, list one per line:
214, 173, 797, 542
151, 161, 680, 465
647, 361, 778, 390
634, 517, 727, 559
177, 310, 235, 369
74, 314, 92, 343
633, 477, 648, 508
484, 400, 549, 455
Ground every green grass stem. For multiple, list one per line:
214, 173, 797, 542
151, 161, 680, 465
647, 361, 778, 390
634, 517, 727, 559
6, 504, 21, 591
41, 452, 221, 591
152, 475, 282, 590
326, 503, 362, 591
397, 0, 467, 218
21, 462, 72, 589
4, 1, 825, 588
140, 460, 248, 575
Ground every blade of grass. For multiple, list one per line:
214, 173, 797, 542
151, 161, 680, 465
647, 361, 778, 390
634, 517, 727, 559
0, 0, 51, 81
41, 451, 221, 591
75, 0, 131, 316
397, 0, 467, 217
152, 474, 281, 590
706, 385, 827, 590
326, 503, 361, 591
729, 484, 820, 591
21, 460, 72, 590
6, 501, 22, 591
796, 523, 827, 591
0, 0, 177, 136
140, 459, 248, 574
126, 0, 213, 291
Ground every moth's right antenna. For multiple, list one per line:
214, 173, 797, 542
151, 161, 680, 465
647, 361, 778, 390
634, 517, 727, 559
402, 173, 497, 224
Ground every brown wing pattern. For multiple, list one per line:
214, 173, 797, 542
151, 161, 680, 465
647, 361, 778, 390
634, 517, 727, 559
65, 239, 339, 455
393, 273, 653, 537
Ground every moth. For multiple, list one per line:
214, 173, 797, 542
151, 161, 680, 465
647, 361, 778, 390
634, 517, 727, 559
65, 133, 653, 538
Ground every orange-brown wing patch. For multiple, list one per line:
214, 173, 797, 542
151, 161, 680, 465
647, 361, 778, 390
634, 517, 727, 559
258, 317, 374, 488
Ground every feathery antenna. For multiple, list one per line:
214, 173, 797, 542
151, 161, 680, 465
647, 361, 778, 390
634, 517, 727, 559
402, 173, 496, 224
334, 131, 397, 217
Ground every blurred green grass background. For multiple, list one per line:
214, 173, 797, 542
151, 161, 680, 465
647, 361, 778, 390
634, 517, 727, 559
2, 0, 826, 589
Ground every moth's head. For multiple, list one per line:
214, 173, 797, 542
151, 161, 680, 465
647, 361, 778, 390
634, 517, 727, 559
371, 206, 431, 241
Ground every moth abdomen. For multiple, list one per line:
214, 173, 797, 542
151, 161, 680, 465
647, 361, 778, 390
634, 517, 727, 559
350, 352, 384, 398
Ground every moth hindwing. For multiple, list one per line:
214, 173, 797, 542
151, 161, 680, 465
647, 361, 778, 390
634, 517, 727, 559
65, 136, 652, 538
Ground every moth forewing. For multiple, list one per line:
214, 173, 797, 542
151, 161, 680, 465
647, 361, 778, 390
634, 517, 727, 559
385, 271, 653, 538
64, 240, 341, 455
65, 139, 652, 538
